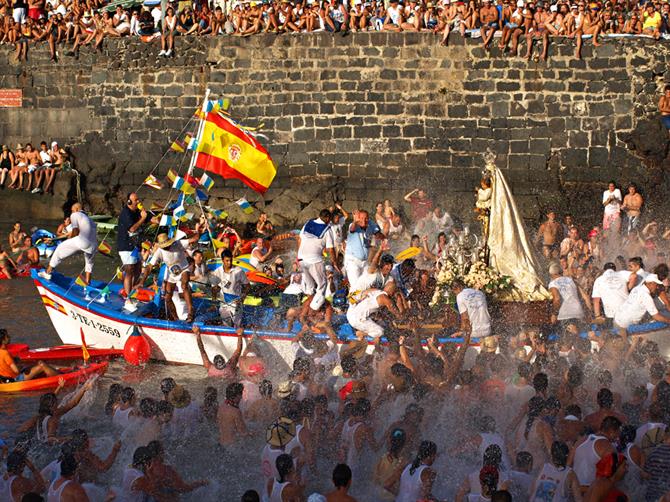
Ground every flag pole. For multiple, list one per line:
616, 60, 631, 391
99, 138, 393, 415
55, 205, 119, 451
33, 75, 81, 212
187, 88, 211, 178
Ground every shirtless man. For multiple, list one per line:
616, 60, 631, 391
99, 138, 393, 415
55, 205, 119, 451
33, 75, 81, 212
8, 221, 26, 254
560, 227, 587, 269
23, 143, 42, 193
479, 0, 498, 49
660, 85, 670, 138
16, 235, 40, 272
217, 382, 252, 446
525, 1, 550, 61
326, 464, 359, 502
536, 210, 563, 258
194, 325, 243, 380
621, 184, 643, 236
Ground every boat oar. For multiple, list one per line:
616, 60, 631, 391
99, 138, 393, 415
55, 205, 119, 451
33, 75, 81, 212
80, 328, 90, 366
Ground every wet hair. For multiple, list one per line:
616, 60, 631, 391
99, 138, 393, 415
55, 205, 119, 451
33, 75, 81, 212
391, 363, 413, 387
241, 490, 260, 502
340, 355, 357, 375
654, 263, 669, 282
276, 453, 294, 482
160, 378, 176, 396
597, 388, 614, 409
70, 429, 88, 451
525, 397, 545, 439
319, 208, 332, 220
483, 444, 503, 467
332, 463, 352, 488
220, 249, 233, 260
516, 451, 533, 471
38, 393, 57, 416
389, 428, 407, 456
7, 450, 26, 474
105, 383, 123, 416
567, 365, 583, 389
544, 396, 561, 412
139, 398, 157, 418
156, 400, 173, 417
600, 415, 623, 433
479, 416, 496, 434
60, 452, 78, 477
226, 382, 244, 401
491, 491, 512, 502
597, 370, 613, 387
551, 441, 570, 468
132, 446, 152, 471
0, 329, 9, 345
121, 387, 135, 404
410, 441, 437, 475
426, 354, 445, 376
532, 373, 548, 393
458, 369, 473, 386
213, 354, 227, 369
629, 256, 644, 269
603, 262, 616, 271
451, 278, 466, 290
293, 357, 311, 374
259, 380, 273, 398
564, 404, 582, 419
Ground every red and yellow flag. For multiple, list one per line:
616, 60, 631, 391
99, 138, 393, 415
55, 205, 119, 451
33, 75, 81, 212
194, 113, 276, 194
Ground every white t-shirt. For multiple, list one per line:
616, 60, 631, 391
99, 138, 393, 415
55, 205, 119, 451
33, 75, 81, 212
149, 239, 190, 270
456, 288, 491, 338
614, 283, 658, 329
39, 150, 52, 164
591, 269, 630, 319
208, 266, 249, 299
298, 218, 335, 265
602, 189, 622, 215
548, 276, 584, 320
331, 219, 346, 247
70, 211, 97, 253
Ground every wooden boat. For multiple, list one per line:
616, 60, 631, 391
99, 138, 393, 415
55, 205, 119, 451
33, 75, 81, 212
0, 362, 108, 393
7, 344, 123, 362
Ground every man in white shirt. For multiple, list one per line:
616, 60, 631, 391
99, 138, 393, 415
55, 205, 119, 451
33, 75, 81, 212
39, 203, 97, 284
548, 263, 584, 335
298, 209, 338, 312
592, 263, 630, 329
625, 256, 647, 291
451, 279, 491, 339
614, 274, 670, 336
602, 181, 622, 232
139, 232, 199, 321
208, 249, 249, 334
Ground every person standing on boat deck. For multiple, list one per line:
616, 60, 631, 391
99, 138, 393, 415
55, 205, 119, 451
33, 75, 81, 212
344, 209, 384, 287
207, 249, 250, 336
39, 203, 97, 285
298, 209, 339, 314
117, 192, 148, 313
139, 232, 199, 322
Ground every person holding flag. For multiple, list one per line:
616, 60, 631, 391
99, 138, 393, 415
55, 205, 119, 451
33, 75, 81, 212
297, 208, 339, 313
117, 192, 148, 312
39, 203, 97, 285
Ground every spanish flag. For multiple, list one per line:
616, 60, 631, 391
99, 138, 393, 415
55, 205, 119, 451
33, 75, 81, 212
194, 113, 276, 194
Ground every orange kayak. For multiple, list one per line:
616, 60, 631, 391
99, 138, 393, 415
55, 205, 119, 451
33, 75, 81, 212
0, 362, 108, 393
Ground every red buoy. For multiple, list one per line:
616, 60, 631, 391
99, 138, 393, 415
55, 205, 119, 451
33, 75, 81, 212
123, 326, 151, 366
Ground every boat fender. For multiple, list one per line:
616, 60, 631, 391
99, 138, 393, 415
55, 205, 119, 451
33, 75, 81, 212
123, 326, 151, 366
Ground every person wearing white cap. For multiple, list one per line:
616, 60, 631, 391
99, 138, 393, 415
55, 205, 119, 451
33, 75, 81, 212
498, 0, 524, 51
614, 274, 670, 335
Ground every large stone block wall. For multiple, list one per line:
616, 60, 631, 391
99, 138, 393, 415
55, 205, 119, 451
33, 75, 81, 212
0, 34, 669, 225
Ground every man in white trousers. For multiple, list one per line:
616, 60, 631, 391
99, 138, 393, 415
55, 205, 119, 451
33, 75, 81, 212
39, 203, 98, 284
298, 208, 339, 312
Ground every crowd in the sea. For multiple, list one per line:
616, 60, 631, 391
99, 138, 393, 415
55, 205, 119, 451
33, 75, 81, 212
5, 179, 670, 500
0, 141, 70, 195
0, 0, 669, 62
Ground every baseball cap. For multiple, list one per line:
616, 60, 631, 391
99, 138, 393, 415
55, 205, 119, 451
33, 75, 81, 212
550, 3, 557, 10
517, 0, 524, 6
646, 274, 664, 285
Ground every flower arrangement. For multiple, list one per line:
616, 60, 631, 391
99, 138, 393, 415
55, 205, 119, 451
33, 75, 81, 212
429, 257, 514, 307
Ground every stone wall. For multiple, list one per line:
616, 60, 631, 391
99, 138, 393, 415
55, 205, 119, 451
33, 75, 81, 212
0, 34, 669, 226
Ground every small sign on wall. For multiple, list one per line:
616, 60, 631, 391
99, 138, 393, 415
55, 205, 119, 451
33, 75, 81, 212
0, 89, 22, 107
